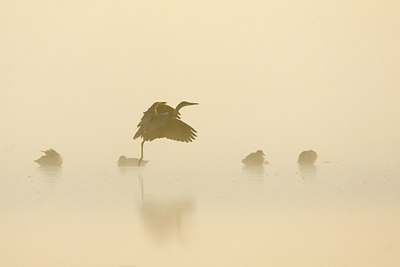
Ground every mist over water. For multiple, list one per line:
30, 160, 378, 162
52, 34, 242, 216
1, 0, 400, 266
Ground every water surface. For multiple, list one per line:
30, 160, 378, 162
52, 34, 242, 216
1, 162, 399, 266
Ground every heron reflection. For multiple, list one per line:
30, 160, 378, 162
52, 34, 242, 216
138, 176, 195, 243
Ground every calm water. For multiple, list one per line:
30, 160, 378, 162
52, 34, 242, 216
1, 160, 399, 266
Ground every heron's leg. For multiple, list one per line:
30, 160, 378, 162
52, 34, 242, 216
139, 140, 145, 167
139, 173, 144, 204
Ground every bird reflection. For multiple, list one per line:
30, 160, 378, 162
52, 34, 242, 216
36, 166, 62, 179
138, 176, 195, 243
298, 164, 317, 179
242, 165, 265, 177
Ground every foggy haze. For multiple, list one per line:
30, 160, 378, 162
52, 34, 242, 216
2, 1, 400, 168
1, 1, 400, 266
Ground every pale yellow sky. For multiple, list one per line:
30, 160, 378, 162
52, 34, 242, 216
1, 0, 399, 166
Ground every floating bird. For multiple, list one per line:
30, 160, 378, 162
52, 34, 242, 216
118, 155, 148, 167
133, 101, 198, 166
34, 149, 63, 167
297, 150, 317, 165
242, 150, 268, 166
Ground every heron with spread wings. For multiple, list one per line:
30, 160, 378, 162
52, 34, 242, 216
133, 101, 198, 166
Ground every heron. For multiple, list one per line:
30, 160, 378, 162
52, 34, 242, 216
133, 101, 198, 166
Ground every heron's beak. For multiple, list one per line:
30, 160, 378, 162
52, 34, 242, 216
188, 102, 199, 106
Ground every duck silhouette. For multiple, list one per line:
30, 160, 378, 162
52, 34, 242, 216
34, 149, 63, 167
242, 150, 268, 166
118, 156, 148, 167
297, 150, 317, 165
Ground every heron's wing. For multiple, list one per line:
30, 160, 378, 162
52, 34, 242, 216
145, 102, 161, 114
156, 104, 174, 115
133, 102, 196, 142
134, 113, 170, 140
161, 119, 197, 143
134, 102, 163, 140
135, 117, 197, 142
137, 102, 161, 126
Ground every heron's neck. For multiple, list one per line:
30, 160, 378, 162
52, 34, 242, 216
174, 102, 186, 115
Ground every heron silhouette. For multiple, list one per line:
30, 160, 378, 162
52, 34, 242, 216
133, 101, 198, 166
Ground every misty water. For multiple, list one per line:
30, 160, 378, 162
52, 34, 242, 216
3, 1, 400, 266
1, 157, 399, 267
